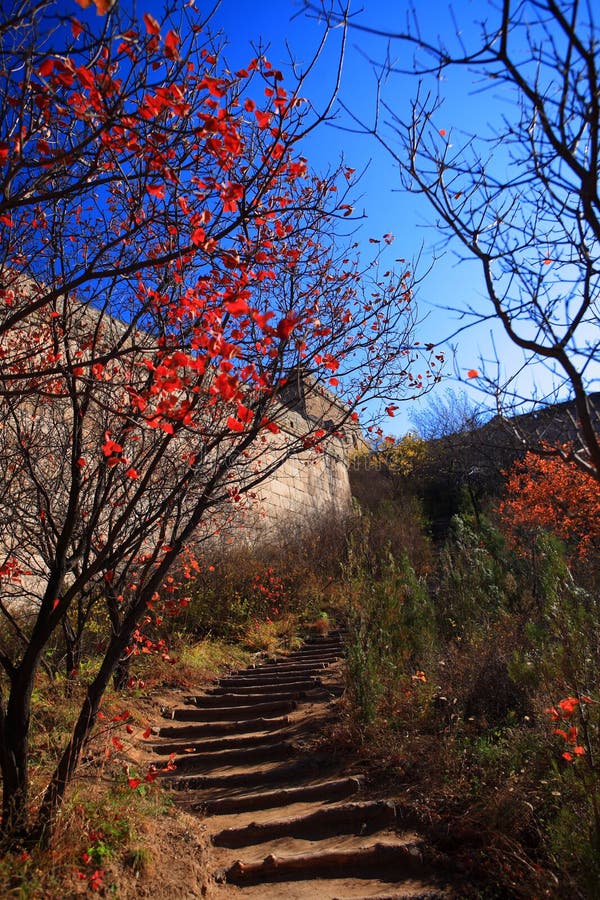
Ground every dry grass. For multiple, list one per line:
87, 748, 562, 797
0, 637, 250, 899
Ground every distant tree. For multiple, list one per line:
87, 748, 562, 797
349, 431, 427, 475
409, 389, 486, 441
306, 0, 600, 480
0, 1, 439, 848
406, 389, 506, 534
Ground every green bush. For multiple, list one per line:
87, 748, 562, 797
344, 548, 435, 729
434, 514, 518, 641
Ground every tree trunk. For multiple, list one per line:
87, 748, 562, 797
33, 591, 148, 845
63, 617, 82, 696
0, 673, 33, 846
34, 637, 122, 846
33, 522, 204, 843
112, 653, 131, 691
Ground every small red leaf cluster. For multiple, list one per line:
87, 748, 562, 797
545, 696, 592, 761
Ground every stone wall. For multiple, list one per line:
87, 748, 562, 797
207, 404, 354, 551
251, 426, 352, 537
0, 290, 357, 581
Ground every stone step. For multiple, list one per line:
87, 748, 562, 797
156, 715, 290, 739
195, 775, 366, 816
208, 678, 321, 694
212, 800, 398, 848
231, 662, 329, 677
217, 675, 323, 689
152, 731, 288, 756
164, 699, 297, 722
267, 651, 342, 663
171, 740, 295, 772
166, 755, 333, 790
220, 839, 428, 886
303, 633, 346, 643
184, 690, 310, 707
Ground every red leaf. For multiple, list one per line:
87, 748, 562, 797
127, 777, 142, 789
102, 435, 123, 456
143, 12, 160, 35
558, 697, 580, 716
71, 17, 84, 39
76, 66, 95, 90
202, 76, 226, 98
466, 369, 479, 379
261, 417, 280, 434
147, 184, 165, 199
236, 403, 253, 424
255, 109, 271, 129
125, 467, 139, 479
142, 727, 152, 739
39, 59, 55, 77
276, 315, 297, 340
164, 30, 180, 60
226, 298, 250, 316
212, 372, 239, 402
227, 416, 245, 433
111, 736, 124, 751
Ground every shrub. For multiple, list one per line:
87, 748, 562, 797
344, 548, 435, 730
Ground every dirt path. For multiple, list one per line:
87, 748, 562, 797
150, 634, 458, 899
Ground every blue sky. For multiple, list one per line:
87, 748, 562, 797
205, 0, 515, 432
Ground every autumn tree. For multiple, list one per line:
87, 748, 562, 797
307, 0, 600, 480
0, 1, 438, 848
500, 451, 600, 560
349, 431, 427, 476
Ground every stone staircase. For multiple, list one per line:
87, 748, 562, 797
150, 633, 457, 899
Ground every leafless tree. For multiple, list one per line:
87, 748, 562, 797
306, 0, 600, 478
410, 389, 487, 441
